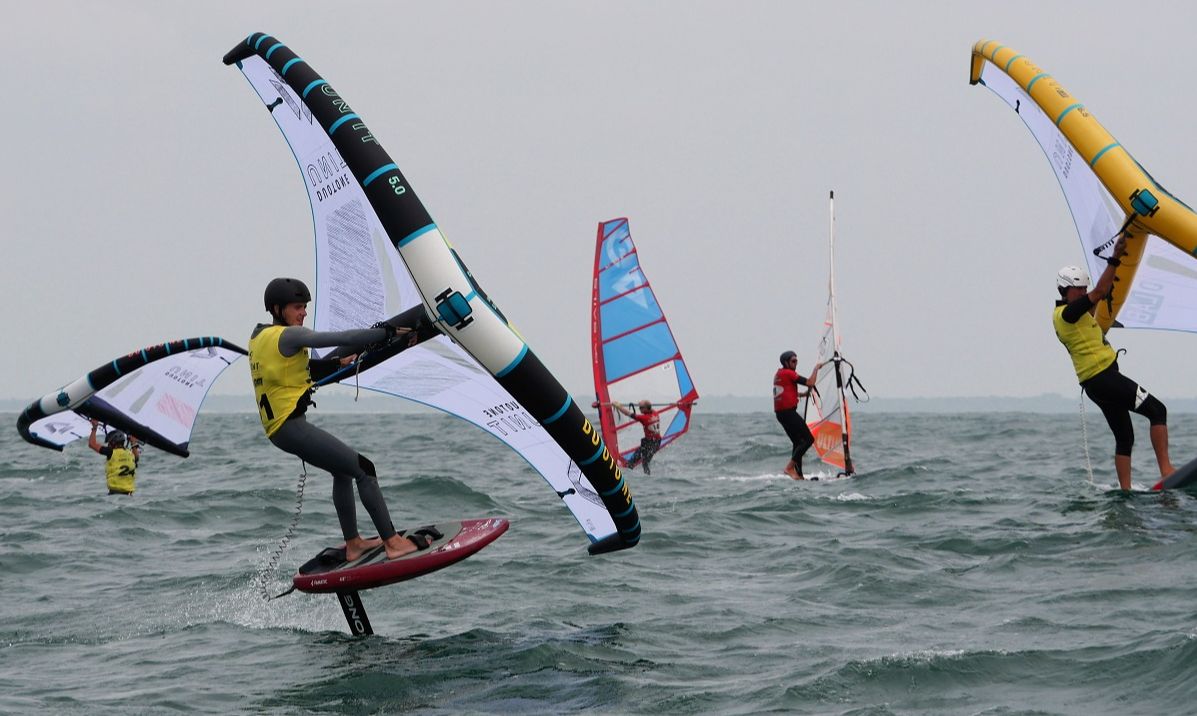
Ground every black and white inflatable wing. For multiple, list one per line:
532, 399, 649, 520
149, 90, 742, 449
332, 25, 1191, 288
17, 337, 246, 457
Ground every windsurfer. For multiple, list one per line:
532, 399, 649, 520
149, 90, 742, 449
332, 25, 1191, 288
88, 419, 141, 495
612, 400, 663, 475
774, 351, 821, 480
250, 277, 422, 561
1054, 236, 1175, 490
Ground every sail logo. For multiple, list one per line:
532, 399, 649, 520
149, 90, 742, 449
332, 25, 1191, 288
486, 412, 538, 436
815, 429, 840, 454
1050, 134, 1074, 180
1121, 281, 1164, 325
481, 401, 522, 418
581, 418, 631, 506
313, 172, 351, 202
317, 84, 377, 145
602, 233, 650, 308
307, 151, 351, 202
564, 461, 604, 508
164, 365, 209, 389
268, 78, 305, 122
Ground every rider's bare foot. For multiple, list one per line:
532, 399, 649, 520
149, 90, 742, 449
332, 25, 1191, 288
344, 536, 382, 562
784, 463, 800, 480
384, 534, 419, 560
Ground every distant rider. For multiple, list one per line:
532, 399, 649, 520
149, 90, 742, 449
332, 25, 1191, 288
1053, 235, 1175, 490
613, 400, 664, 475
88, 419, 141, 495
774, 351, 821, 480
250, 277, 422, 561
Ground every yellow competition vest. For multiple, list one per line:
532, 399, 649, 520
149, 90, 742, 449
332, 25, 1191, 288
105, 447, 137, 494
1053, 304, 1116, 383
249, 325, 312, 437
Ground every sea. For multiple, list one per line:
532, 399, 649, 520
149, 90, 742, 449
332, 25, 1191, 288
2, 410, 1197, 715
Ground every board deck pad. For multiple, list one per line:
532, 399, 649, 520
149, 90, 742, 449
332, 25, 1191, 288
293, 518, 508, 593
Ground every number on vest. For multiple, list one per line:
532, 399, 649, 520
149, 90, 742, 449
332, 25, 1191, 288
259, 393, 274, 420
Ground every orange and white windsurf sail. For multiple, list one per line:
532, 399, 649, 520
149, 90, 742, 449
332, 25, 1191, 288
804, 192, 867, 476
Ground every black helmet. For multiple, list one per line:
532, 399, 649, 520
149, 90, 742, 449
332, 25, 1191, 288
106, 430, 127, 446
264, 278, 312, 317
779, 350, 797, 367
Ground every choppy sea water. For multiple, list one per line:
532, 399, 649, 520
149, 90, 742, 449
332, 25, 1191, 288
2, 410, 1196, 715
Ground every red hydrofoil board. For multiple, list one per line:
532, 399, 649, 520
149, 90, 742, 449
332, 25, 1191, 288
1153, 455, 1197, 491
293, 518, 509, 594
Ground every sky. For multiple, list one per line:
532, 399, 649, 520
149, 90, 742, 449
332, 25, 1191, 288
3, 0, 1196, 405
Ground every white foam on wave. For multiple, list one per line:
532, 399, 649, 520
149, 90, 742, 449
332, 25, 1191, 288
1084, 479, 1164, 494
147, 543, 353, 635
157, 558, 347, 634
104, 576, 346, 641
880, 648, 971, 664
709, 474, 869, 498
834, 492, 870, 502
712, 473, 791, 482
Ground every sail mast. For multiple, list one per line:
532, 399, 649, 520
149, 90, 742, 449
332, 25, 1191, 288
828, 191, 840, 354
829, 190, 855, 475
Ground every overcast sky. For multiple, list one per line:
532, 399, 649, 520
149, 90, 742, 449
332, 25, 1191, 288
3, 1, 1196, 405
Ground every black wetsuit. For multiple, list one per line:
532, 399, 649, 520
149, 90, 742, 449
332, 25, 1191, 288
1058, 296, 1168, 456
774, 365, 816, 475
775, 410, 815, 467
627, 437, 661, 475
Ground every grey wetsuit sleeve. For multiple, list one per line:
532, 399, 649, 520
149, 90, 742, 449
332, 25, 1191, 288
277, 326, 388, 357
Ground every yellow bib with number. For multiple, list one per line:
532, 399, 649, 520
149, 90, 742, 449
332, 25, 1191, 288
105, 447, 137, 494
1053, 304, 1116, 383
248, 325, 312, 437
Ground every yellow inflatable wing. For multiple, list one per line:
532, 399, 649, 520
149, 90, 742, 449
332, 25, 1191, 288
971, 40, 1197, 332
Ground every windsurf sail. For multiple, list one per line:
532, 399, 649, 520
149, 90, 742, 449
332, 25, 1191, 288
591, 218, 698, 466
224, 34, 640, 554
971, 41, 1197, 333
17, 338, 246, 457
803, 192, 866, 476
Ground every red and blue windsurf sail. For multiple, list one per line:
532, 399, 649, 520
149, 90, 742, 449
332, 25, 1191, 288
591, 218, 698, 466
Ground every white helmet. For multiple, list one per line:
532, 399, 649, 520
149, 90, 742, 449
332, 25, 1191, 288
1056, 265, 1090, 289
